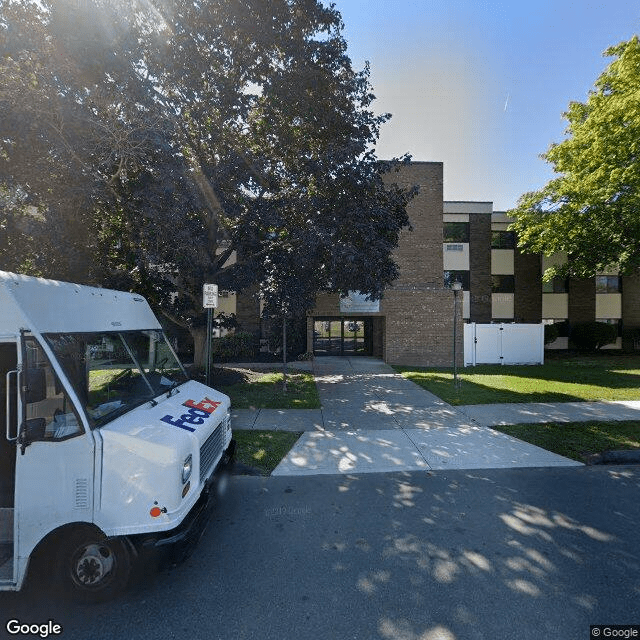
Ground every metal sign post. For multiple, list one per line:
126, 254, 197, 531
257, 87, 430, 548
452, 280, 462, 390
203, 284, 218, 386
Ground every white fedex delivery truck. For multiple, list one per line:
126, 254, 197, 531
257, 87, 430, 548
0, 271, 234, 601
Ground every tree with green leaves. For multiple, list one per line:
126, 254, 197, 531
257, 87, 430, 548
0, 0, 413, 365
509, 36, 640, 280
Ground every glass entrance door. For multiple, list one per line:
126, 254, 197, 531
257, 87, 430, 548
313, 320, 342, 355
343, 320, 366, 355
313, 318, 372, 356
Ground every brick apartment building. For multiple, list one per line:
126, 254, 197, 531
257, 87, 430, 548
308, 162, 458, 366
229, 161, 640, 366
443, 200, 640, 351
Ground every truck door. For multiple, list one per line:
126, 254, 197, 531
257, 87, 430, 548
13, 335, 95, 580
0, 341, 17, 585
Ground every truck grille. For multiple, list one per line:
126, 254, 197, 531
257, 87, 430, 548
200, 421, 224, 483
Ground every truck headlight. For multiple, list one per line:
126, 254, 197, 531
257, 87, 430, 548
182, 454, 193, 484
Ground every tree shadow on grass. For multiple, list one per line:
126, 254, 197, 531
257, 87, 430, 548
496, 421, 640, 461
396, 354, 640, 405
479, 359, 640, 390
434, 378, 588, 405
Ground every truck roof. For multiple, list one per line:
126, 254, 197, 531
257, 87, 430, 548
0, 271, 161, 335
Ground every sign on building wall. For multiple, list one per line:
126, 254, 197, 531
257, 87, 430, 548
339, 291, 380, 313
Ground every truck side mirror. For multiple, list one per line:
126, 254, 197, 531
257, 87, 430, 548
25, 368, 47, 404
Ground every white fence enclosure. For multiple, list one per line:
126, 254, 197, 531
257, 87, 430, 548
464, 323, 544, 366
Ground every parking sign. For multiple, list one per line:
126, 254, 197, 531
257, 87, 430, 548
203, 284, 218, 309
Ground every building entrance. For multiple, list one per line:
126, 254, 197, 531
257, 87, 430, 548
313, 318, 372, 356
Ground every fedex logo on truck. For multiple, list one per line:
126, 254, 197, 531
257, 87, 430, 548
161, 397, 222, 432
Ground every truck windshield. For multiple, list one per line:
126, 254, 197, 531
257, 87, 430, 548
43, 330, 189, 428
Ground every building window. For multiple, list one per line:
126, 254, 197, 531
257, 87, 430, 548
444, 271, 470, 290
443, 222, 469, 243
491, 231, 515, 249
491, 275, 515, 293
542, 277, 568, 293
596, 275, 621, 293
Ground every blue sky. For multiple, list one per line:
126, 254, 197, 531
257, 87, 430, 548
332, 0, 640, 210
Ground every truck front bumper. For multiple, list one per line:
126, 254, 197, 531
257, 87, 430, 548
133, 439, 236, 567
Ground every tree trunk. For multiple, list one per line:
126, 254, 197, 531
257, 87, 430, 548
191, 326, 208, 369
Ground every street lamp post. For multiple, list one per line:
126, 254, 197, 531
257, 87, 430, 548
452, 280, 462, 389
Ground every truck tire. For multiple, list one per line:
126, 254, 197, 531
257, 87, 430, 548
57, 528, 131, 603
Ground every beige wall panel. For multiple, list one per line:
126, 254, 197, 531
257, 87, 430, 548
491, 250, 514, 275
491, 212, 512, 224
462, 291, 470, 319
443, 244, 470, 270
215, 292, 237, 315
444, 202, 492, 214
443, 214, 470, 222
542, 252, 568, 271
596, 294, 622, 319
542, 294, 568, 319
597, 266, 619, 276
492, 293, 514, 319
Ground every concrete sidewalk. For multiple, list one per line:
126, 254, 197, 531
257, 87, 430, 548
231, 357, 612, 475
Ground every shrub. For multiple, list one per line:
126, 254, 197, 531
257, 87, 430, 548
570, 322, 618, 351
555, 319, 570, 337
265, 316, 307, 359
210, 331, 257, 361
544, 323, 560, 345
622, 325, 640, 351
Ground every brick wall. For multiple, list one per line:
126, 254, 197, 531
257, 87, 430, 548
622, 270, 640, 325
371, 317, 385, 358
306, 162, 459, 367
390, 162, 444, 288
384, 289, 463, 367
382, 163, 458, 364
622, 270, 640, 350
514, 249, 542, 322
568, 278, 596, 324
469, 213, 492, 322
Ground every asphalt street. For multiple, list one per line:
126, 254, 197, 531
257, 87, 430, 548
3, 466, 639, 640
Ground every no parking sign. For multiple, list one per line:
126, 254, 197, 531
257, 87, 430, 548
203, 283, 218, 309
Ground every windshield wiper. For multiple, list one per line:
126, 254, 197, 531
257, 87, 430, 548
94, 402, 133, 427
166, 381, 181, 398
94, 392, 158, 427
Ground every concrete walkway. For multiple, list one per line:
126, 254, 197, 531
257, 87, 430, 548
231, 357, 597, 476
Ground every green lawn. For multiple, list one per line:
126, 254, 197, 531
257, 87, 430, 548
394, 354, 640, 405
215, 369, 320, 409
233, 430, 302, 475
493, 421, 640, 462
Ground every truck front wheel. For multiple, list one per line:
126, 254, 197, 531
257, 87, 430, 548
57, 528, 131, 603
